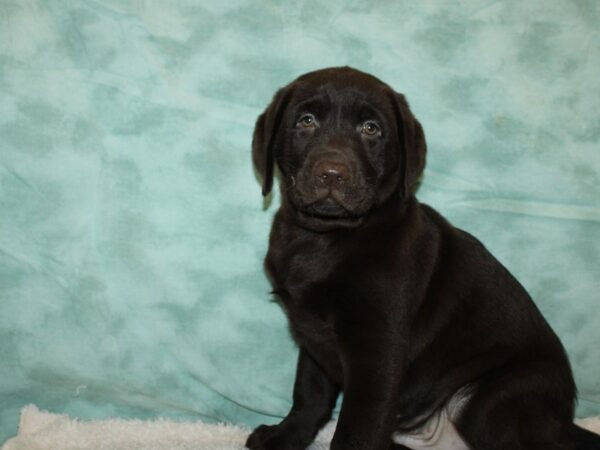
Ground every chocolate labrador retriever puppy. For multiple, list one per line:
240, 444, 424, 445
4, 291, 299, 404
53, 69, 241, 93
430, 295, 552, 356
245, 67, 600, 450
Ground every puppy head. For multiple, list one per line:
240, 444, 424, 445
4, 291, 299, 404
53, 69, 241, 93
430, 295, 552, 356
252, 66, 426, 231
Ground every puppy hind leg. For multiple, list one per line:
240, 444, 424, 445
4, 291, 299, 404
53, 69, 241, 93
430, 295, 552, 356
455, 378, 573, 450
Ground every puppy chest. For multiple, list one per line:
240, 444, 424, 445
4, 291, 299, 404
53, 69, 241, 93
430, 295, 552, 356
276, 286, 335, 337
279, 292, 344, 382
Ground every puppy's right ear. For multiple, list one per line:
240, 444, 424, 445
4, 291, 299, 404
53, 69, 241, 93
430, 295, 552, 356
252, 87, 294, 196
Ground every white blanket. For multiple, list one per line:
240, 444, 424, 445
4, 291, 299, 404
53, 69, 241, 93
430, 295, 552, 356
2, 405, 599, 450
1, 405, 334, 450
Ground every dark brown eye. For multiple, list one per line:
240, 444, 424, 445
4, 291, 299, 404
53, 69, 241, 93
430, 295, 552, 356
297, 114, 316, 128
361, 120, 380, 136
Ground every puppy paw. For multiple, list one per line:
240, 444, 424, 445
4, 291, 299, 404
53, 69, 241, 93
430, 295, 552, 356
245, 423, 311, 450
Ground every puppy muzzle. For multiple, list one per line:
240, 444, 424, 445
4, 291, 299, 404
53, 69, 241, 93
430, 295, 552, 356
292, 161, 374, 219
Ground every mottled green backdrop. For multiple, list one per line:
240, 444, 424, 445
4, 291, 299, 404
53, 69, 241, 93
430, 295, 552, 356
1, 0, 599, 442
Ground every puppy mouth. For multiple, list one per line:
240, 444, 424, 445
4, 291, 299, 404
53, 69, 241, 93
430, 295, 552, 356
286, 167, 375, 230
292, 189, 373, 231
296, 206, 366, 231
303, 197, 351, 217
294, 186, 370, 216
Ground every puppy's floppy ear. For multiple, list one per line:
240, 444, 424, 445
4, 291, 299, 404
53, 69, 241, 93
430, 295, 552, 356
393, 93, 427, 197
252, 86, 294, 196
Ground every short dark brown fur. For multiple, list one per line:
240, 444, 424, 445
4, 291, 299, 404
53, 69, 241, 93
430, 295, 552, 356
245, 67, 600, 450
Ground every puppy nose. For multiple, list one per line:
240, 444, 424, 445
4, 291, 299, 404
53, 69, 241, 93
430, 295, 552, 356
314, 160, 350, 188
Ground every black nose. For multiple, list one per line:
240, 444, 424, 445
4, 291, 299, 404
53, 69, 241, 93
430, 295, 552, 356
314, 160, 350, 189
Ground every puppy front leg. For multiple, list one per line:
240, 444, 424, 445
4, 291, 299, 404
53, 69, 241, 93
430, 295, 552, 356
246, 348, 339, 450
331, 337, 405, 450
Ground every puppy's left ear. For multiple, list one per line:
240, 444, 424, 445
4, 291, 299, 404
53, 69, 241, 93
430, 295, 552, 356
252, 86, 294, 197
393, 93, 427, 197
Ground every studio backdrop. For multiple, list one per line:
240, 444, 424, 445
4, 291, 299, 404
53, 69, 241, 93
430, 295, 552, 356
1, 0, 599, 442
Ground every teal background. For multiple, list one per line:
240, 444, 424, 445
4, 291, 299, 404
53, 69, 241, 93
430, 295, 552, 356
1, 0, 599, 443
